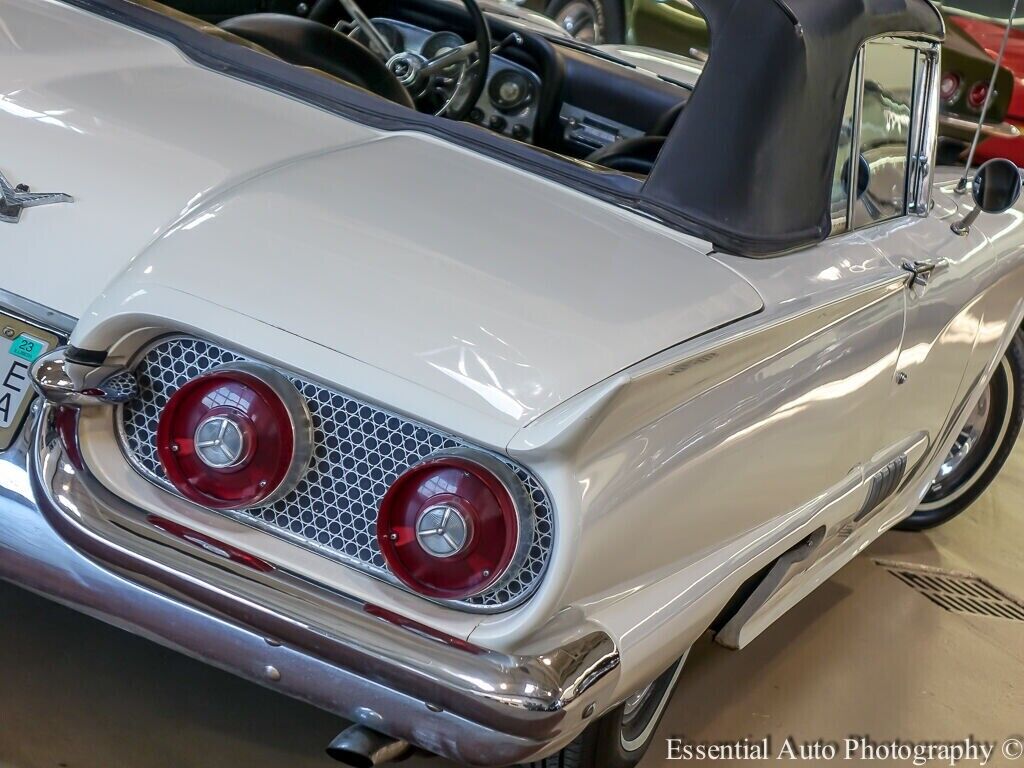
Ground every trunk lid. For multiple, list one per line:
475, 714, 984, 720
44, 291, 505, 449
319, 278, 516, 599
85, 133, 763, 433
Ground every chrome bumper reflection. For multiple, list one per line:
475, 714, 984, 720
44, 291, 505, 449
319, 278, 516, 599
0, 406, 618, 765
939, 114, 1023, 140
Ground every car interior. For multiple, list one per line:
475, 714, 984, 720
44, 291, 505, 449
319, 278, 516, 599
158, 0, 693, 174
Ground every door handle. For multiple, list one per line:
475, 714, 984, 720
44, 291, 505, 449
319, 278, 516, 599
901, 258, 948, 289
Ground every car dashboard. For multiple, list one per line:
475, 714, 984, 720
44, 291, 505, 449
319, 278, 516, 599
359, 18, 544, 142
343, 0, 691, 163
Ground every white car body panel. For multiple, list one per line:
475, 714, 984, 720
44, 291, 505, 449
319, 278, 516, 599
73, 134, 763, 440
5, 0, 1024, 757
2, 0, 767, 652
0, 0, 374, 317
6, 0, 761, 446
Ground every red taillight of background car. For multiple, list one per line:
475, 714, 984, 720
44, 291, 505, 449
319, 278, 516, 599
156, 364, 312, 510
940, 71, 962, 103
376, 450, 531, 600
968, 81, 991, 111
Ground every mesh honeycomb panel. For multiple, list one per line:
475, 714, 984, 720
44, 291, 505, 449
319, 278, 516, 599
119, 336, 554, 611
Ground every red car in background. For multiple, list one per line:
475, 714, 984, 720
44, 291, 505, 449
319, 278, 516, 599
944, 1, 1024, 165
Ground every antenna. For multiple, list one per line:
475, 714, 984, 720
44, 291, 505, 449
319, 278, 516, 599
955, 0, 1021, 194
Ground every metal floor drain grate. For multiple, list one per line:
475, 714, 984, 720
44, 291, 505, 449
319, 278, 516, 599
878, 561, 1024, 622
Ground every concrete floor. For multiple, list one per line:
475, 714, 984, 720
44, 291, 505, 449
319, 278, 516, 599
2, 449, 1022, 768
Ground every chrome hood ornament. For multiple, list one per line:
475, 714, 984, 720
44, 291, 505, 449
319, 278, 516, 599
0, 168, 73, 223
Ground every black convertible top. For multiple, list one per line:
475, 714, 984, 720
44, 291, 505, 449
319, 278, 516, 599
76, 0, 944, 258
642, 0, 944, 256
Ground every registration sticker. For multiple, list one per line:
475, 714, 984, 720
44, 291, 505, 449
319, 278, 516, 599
0, 316, 59, 450
9, 334, 47, 363
0, 335, 47, 429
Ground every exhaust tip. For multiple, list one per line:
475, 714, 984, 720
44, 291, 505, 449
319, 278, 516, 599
326, 725, 411, 767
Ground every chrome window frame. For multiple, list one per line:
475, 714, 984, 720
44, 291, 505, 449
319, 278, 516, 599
829, 57, 861, 236
844, 48, 866, 232
833, 37, 940, 236
908, 42, 940, 216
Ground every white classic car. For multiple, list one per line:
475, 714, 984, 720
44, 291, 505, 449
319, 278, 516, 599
2, 0, 1024, 765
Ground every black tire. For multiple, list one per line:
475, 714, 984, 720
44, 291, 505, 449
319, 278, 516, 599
522, 651, 688, 768
544, 0, 624, 44
899, 327, 1024, 531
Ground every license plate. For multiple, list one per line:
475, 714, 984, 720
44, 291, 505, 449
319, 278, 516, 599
0, 312, 59, 451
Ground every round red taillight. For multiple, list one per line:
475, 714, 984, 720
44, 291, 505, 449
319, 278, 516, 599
376, 450, 533, 600
968, 81, 991, 111
940, 71, 962, 103
156, 363, 312, 510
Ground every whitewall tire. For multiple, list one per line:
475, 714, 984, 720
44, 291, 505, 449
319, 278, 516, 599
523, 650, 689, 768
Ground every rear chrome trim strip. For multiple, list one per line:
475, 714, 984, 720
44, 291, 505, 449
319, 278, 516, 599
0, 288, 75, 336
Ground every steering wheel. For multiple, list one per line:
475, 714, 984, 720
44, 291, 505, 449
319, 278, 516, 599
337, 0, 491, 119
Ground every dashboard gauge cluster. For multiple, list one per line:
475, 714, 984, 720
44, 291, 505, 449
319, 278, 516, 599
468, 60, 542, 142
354, 17, 542, 143
421, 31, 465, 61
488, 70, 535, 113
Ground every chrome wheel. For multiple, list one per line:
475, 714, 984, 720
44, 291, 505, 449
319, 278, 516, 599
553, 0, 603, 43
918, 357, 1014, 512
618, 649, 689, 752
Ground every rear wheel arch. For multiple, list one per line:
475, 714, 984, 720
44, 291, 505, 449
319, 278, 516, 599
899, 326, 1024, 530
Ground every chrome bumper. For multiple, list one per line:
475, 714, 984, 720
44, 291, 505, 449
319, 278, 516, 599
0, 404, 619, 765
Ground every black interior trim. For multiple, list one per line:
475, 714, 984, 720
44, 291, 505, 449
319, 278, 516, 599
65, 346, 108, 366
587, 137, 664, 175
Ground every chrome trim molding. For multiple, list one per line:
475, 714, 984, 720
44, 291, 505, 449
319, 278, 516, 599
0, 405, 618, 765
846, 46, 865, 229
911, 43, 940, 217
0, 288, 75, 336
